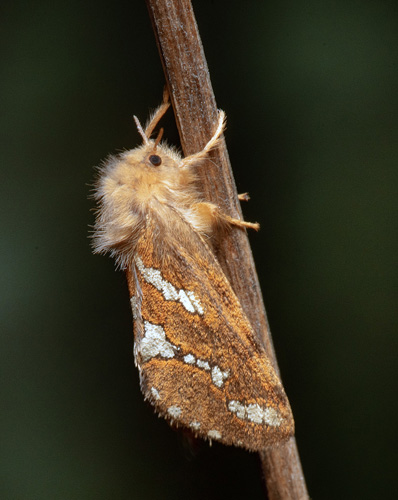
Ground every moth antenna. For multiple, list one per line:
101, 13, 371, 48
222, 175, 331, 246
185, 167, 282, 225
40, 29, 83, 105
145, 89, 171, 138
153, 128, 164, 151
134, 116, 150, 145
180, 110, 226, 169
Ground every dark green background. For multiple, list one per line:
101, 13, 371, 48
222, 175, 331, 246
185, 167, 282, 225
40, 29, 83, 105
2, 1, 397, 499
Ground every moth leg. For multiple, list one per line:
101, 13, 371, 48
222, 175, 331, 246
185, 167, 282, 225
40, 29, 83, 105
238, 192, 250, 202
192, 202, 260, 231
222, 213, 260, 231
180, 111, 226, 169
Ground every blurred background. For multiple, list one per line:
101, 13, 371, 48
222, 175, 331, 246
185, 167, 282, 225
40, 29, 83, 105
1, 1, 397, 499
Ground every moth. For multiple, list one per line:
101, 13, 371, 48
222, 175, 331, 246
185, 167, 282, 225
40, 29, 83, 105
92, 93, 294, 451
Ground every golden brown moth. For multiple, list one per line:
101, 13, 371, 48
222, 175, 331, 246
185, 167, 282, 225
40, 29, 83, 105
92, 94, 294, 451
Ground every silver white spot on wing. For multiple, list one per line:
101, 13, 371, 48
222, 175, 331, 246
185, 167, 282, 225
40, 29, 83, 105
130, 296, 138, 319
196, 359, 210, 371
211, 366, 229, 387
246, 403, 264, 424
228, 400, 246, 419
228, 400, 282, 427
151, 387, 160, 400
262, 407, 283, 427
186, 290, 204, 315
207, 429, 222, 440
139, 321, 178, 362
182, 354, 228, 389
135, 256, 204, 315
190, 421, 201, 430
167, 405, 182, 419
177, 289, 195, 313
184, 354, 196, 364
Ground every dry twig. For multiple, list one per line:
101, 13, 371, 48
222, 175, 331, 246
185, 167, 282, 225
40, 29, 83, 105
145, 1, 308, 498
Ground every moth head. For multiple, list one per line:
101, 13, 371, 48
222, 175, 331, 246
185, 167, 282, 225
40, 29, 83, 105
95, 102, 194, 218
132, 92, 171, 166
122, 114, 185, 178
133, 115, 176, 171
114, 103, 195, 190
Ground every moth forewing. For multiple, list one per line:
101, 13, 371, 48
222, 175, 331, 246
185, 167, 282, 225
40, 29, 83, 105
92, 96, 294, 451
129, 220, 293, 451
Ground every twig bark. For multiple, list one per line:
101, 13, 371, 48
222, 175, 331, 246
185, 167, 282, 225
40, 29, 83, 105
145, 1, 309, 498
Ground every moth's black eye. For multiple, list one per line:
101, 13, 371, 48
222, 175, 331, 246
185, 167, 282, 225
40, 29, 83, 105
149, 154, 162, 167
